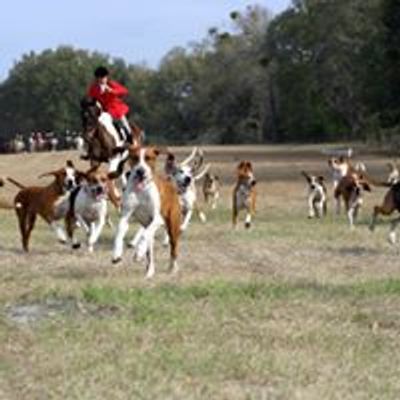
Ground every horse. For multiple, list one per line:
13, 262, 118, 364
80, 97, 143, 172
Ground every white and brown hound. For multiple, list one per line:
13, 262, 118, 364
7, 161, 81, 251
202, 172, 220, 210
301, 171, 327, 218
334, 172, 371, 229
112, 146, 181, 278
232, 161, 257, 229
65, 165, 118, 252
165, 147, 209, 232
370, 181, 400, 244
387, 162, 399, 185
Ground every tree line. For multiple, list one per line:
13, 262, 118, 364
0, 0, 399, 146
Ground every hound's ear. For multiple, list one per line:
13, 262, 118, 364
317, 176, 325, 183
76, 170, 88, 182
361, 181, 372, 192
107, 171, 119, 180
237, 161, 245, 169
166, 152, 176, 162
153, 146, 169, 156
85, 165, 100, 175
66, 160, 75, 168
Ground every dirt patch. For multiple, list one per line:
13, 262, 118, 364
4, 297, 120, 326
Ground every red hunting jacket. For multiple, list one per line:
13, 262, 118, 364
87, 80, 129, 119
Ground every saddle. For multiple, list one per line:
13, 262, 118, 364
113, 120, 132, 144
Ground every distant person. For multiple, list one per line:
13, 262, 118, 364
87, 66, 132, 143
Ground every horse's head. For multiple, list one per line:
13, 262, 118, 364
80, 96, 102, 131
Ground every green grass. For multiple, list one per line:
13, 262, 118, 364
1, 147, 400, 399
3, 278, 400, 399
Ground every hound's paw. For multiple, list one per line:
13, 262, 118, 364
72, 242, 81, 250
112, 257, 122, 264
162, 236, 170, 247
199, 212, 207, 223
145, 271, 155, 280
245, 222, 251, 229
169, 261, 179, 275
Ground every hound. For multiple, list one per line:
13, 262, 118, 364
112, 146, 181, 278
202, 172, 220, 210
328, 156, 366, 214
328, 156, 351, 191
232, 161, 257, 229
65, 166, 117, 252
7, 161, 81, 251
387, 162, 399, 185
369, 182, 400, 244
165, 148, 209, 232
334, 172, 371, 229
301, 171, 327, 218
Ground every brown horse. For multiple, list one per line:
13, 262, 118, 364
80, 96, 143, 169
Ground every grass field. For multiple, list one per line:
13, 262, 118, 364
0, 145, 400, 399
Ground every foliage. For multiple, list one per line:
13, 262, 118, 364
0, 1, 398, 145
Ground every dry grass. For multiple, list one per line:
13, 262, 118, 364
0, 145, 400, 399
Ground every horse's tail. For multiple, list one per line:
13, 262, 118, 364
7, 177, 26, 189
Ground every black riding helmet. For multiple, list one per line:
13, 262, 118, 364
94, 66, 109, 78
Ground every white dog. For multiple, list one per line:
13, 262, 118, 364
387, 162, 399, 184
112, 146, 181, 278
301, 171, 327, 218
66, 166, 113, 252
165, 147, 210, 232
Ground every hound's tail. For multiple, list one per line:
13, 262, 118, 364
7, 177, 26, 189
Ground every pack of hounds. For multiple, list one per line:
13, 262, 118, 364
0, 145, 399, 278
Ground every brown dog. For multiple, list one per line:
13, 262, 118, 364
7, 160, 81, 251
334, 172, 371, 228
369, 182, 400, 243
232, 161, 256, 229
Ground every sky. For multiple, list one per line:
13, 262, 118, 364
0, 0, 290, 80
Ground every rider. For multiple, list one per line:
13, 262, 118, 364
87, 66, 133, 144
